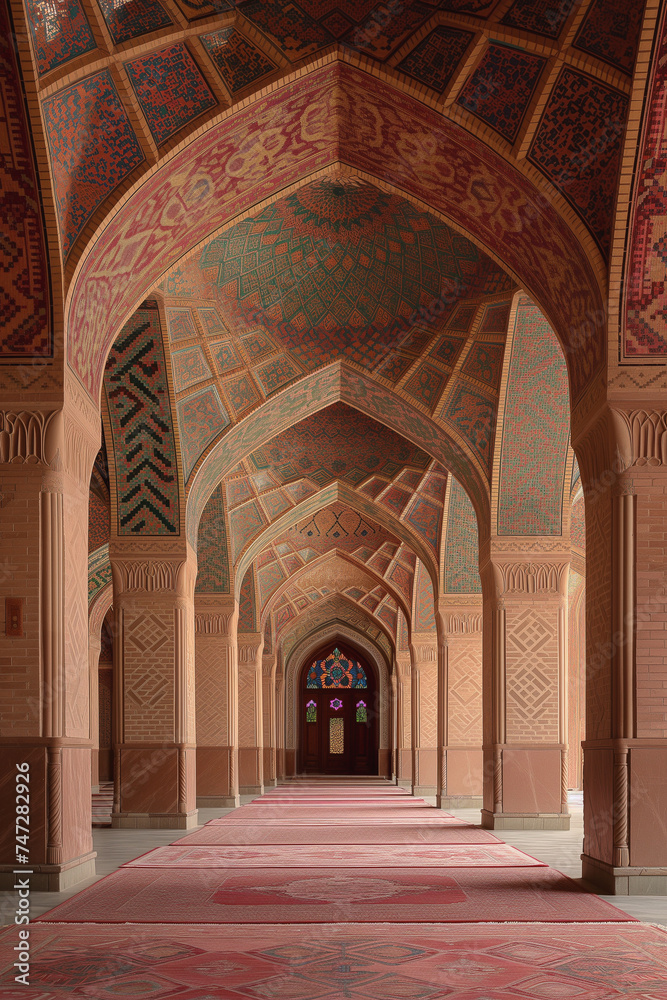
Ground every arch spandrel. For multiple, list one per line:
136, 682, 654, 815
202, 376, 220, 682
66, 63, 604, 406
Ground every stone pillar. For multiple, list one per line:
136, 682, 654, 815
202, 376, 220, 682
262, 652, 278, 787
437, 599, 483, 808
410, 633, 438, 802
480, 546, 570, 830
194, 596, 239, 807
395, 654, 412, 787
275, 660, 286, 781
237, 631, 264, 795
0, 401, 99, 890
110, 547, 198, 828
577, 407, 667, 893
89, 634, 102, 791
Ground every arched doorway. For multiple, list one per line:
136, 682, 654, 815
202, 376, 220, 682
299, 643, 378, 776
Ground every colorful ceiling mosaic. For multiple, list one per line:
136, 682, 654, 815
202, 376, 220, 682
0, 2, 51, 359
443, 478, 481, 594
457, 43, 546, 143
25, 0, 96, 76
497, 298, 569, 536
199, 178, 514, 374
196, 484, 230, 593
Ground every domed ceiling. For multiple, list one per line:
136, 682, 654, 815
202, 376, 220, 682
196, 177, 515, 372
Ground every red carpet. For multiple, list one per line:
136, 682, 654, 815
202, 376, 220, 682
39, 865, 631, 924
4, 921, 667, 1000
122, 842, 547, 869
178, 823, 502, 844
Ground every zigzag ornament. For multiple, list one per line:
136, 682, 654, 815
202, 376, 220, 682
104, 302, 180, 535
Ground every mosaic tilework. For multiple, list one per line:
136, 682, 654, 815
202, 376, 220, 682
430, 335, 465, 367
529, 68, 629, 258
171, 345, 212, 392
501, 0, 577, 37
444, 384, 496, 474
202, 27, 275, 93
574, 0, 644, 75
443, 477, 481, 593
173, 0, 236, 18
89, 495, 111, 552
497, 299, 569, 535
238, 567, 257, 630
625, 13, 667, 355
406, 498, 441, 553
255, 355, 301, 394
227, 477, 254, 509
196, 484, 230, 592
43, 70, 144, 259
125, 43, 216, 146
241, 330, 275, 361
0, 2, 51, 357
377, 354, 414, 383
224, 373, 261, 415
398, 26, 474, 93
97, 0, 172, 45
198, 307, 225, 336
177, 386, 230, 480
210, 340, 243, 374
201, 178, 514, 374
166, 308, 197, 342
571, 493, 585, 551
439, 0, 496, 13
258, 561, 286, 606
461, 341, 505, 388
104, 302, 180, 535
458, 44, 546, 143
404, 364, 445, 410
25, 0, 96, 75
261, 491, 292, 520
414, 560, 435, 631
230, 501, 266, 562
343, 3, 444, 62
88, 545, 112, 604
379, 486, 411, 515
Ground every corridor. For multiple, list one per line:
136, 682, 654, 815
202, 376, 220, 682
1, 782, 666, 997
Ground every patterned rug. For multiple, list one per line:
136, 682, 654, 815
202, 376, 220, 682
213, 812, 468, 825
122, 843, 547, 869
177, 824, 502, 845
38, 867, 632, 924
6, 922, 665, 999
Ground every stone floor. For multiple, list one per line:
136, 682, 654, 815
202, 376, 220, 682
1, 789, 665, 928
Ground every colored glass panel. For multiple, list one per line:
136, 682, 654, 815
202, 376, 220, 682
306, 647, 367, 688
306, 699, 316, 723
330, 698, 343, 711
329, 717, 344, 754
356, 701, 368, 723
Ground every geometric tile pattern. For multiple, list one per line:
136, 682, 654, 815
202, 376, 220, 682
398, 26, 475, 93
238, 567, 257, 630
42, 70, 145, 259
458, 43, 546, 143
97, 0, 172, 45
501, 0, 577, 37
104, 302, 180, 535
414, 559, 435, 631
25, 0, 96, 75
125, 43, 217, 146
461, 340, 505, 389
404, 364, 446, 410
444, 383, 496, 474
201, 27, 275, 93
0, 3, 51, 357
624, 13, 667, 356
447, 634, 482, 745
529, 67, 629, 258
196, 484, 230, 592
405, 498, 441, 554
123, 610, 174, 740
506, 606, 559, 740
200, 178, 514, 374
443, 477, 481, 594
224, 373, 262, 415
497, 298, 569, 535
573, 0, 645, 75
166, 308, 197, 342
177, 386, 230, 480
170, 345, 212, 392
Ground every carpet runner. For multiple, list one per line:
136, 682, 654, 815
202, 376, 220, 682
3, 779, 659, 998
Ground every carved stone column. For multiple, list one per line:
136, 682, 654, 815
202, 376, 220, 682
480, 545, 570, 830
262, 652, 278, 787
88, 635, 102, 791
0, 396, 99, 890
395, 654, 412, 787
194, 596, 239, 807
275, 659, 286, 781
410, 633, 438, 802
576, 406, 667, 893
110, 546, 198, 828
437, 598, 483, 808
237, 631, 264, 795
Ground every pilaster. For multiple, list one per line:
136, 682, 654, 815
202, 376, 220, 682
262, 652, 278, 787
237, 631, 264, 795
410, 633, 438, 802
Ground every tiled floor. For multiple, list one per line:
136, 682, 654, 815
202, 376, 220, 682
1, 790, 665, 927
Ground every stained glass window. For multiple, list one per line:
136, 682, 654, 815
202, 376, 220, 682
307, 647, 367, 689
306, 699, 317, 723
356, 700, 367, 723
329, 717, 344, 753
330, 697, 343, 711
